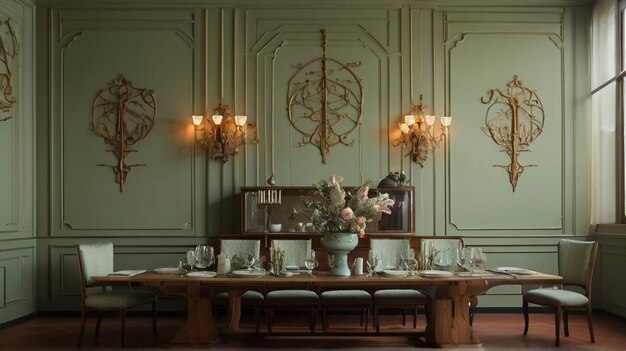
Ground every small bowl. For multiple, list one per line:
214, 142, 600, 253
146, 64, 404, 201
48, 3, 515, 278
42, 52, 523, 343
268, 223, 282, 232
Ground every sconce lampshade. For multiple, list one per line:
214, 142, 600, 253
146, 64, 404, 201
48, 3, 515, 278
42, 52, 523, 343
441, 116, 452, 127
192, 115, 204, 126
211, 114, 223, 125
235, 115, 247, 126
404, 115, 415, 126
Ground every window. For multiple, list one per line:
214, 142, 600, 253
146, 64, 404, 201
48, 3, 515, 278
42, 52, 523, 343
591, 0, 618, 225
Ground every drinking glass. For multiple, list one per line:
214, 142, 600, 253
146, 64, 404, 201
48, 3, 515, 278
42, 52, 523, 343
366, 250, 377, 277
304, 250, 318, 277
374, 258, 385, 279
194, 244, 215, 269
243, 253, 257, 271
468, 247, 486, 272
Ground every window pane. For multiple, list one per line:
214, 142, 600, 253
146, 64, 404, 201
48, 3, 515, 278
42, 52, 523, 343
591, 83, 616, 225
592, 0, 617, 89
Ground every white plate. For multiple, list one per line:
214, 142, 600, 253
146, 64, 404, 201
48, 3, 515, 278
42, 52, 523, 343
496, 267, 534, 275
186, 271, 217, 278
420, 270, 454, 278
279, 270, 299, 277
154, 267, 184, 274
383, 269, 409, 277
231, 269, 266, 277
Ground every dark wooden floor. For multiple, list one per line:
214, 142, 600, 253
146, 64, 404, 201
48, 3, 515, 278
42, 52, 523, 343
1, 311, 625, 349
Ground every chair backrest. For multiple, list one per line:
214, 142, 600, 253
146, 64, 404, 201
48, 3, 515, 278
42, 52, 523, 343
220, 239, 261, 258
270, 239, 311, 267
558, 239, 598, 293
420, 238, 464, 269
370, 238, 410, 269
76, 242, 114, 297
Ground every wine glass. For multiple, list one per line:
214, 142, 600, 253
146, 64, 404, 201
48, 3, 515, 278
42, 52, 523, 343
304, 250, 318, 277
374, 258, 385, 279
366, 250, 377, 277
470, 248, 486, 272
243, 254, 257, 271
194, 244, 215, 270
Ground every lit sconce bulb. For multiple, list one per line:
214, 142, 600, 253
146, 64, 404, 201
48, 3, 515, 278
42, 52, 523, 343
425, 115, 436, 126
192, 115, 204, 126
399, 123, 410, 134
440, 116, 452, 127
404, 115, 415, 126
211, 114, 223, 125
235, 115, 247, 126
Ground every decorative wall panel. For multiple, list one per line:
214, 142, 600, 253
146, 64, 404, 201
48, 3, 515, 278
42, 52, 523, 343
49, 9, 204, 235
444, 11, 565, 233
242, 8, 401, 186
0, 9, 19, 233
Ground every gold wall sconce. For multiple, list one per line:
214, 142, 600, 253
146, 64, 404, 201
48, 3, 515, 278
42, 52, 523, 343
192, 99, 257, 164
393, 94, 451, 166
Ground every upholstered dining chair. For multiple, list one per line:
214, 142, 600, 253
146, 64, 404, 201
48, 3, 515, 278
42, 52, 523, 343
213, 239, 264, 332
265, 239, 319, 333
75, 242, 157, 347
370, 238, 428, 332
523, 239, 598, 346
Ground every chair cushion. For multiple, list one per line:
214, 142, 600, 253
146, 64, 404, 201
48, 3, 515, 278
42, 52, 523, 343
84, 290, 154, 310
524, 288, 588, 307
321, 290, 371, 306
213, 290, 264, 306
374, 289, 428, 306
265, 290, 319, 306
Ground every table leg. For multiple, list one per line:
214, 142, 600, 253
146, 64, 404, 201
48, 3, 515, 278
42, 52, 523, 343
226, 290, 244, 332
167, 283, 218, 345
424, 282, 482, 347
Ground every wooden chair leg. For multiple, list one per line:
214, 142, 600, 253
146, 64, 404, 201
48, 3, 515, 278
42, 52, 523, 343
266, 308, 273, 333
152, 299, 158, 336
587, 304, 595, 343
309, 308, 316, 333
77, 307, 87, 347
402, 309, 406, 326
255, 307, 261, 333
95, 311, 103, 338
413, 307, 417, 329
364, 307, 369, 332
374, 307, 380, 333
523, 299, 529, 335
564, 309, 569, 337
321, 307, 328, 332
360, 307, 364, 326
555, 306, 562, 346
120, 308, 127, 348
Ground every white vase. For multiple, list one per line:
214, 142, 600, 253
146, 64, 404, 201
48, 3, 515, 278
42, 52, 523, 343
320, 233, 359, 276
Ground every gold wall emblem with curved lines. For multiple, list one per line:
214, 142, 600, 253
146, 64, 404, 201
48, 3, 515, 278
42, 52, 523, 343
481, 76, 545, 192
287, 29, 363, 164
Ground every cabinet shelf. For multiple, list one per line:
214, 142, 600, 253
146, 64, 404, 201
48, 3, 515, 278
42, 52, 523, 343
239, 186, 414, 235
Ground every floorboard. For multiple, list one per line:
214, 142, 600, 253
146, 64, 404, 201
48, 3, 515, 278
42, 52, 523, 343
0, 312, 624, 350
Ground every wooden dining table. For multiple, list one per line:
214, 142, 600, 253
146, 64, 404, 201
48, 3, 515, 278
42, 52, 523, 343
94, 270, 562, 348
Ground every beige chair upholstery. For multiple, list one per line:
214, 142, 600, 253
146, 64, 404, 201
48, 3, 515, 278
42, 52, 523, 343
214, 239, 264, 332
265, 239, 319, 333
76, 242, 157, 347
523, 239, 599, 346
370, 238, 428, 332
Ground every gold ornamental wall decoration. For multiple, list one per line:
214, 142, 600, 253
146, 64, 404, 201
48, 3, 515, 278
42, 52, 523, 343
287, 29, 363, 164
90, 75, 157, 192
0, 17, 18, 122
481, 75, 545, 192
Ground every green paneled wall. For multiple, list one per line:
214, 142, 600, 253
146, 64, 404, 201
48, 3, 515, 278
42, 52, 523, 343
0, 0, 604, 321
0, 0, 35, 325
